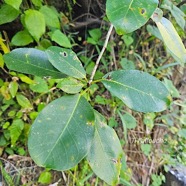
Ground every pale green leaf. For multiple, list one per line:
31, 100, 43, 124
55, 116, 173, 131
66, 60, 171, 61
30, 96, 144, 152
24, 9, 45, 41
102, 70, 171, 113
152, 10, 186, 65
46, 46, 86, 79
161, 0, 186, 30
57, 77, 84, 94
11, 30, 33, 46
8, 119, 24, 146
120, 112, 137, 129
16, 94, 32, 108
106, 0, 158, 34
50, 30, 72, 48
29, 76, 48, 93
9, 81, 18, 98
28, 94, 95, 170
31, 0, 43, 7
87, 111, 123, 185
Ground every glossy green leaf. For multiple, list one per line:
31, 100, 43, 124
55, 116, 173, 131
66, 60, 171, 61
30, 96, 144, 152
5, 0, 22, 10
40, 6, 60, 28
0, 4, 19, 25
50, 30, 72, 48
11, 30, 33, 46
152, 9, 186, 65
29, 76, 48, 93
16, 94, 32, 108
102, 70, 170, 113
57, 77, 84, 94
3, 48, 65, 78
24, 9, 45, 41
87, 111, 123, 185
8, 119, 24, 146
106, 0, 158, 34
46, 46, 86, 79
28, 94, 95, 170
9, 81, 18, 98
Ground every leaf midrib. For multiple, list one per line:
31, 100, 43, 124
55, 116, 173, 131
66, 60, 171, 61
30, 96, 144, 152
43, 95, 81, 164
103, 79, 161, 100
6, 55, 63, 75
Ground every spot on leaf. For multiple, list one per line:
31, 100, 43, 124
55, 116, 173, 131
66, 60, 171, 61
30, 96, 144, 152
60, 51, 68, 57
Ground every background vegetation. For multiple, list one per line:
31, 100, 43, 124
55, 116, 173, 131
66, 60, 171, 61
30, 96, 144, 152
0, 0, 186, 185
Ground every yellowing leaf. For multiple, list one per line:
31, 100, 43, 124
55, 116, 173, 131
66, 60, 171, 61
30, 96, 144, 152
152, 9, 186, 65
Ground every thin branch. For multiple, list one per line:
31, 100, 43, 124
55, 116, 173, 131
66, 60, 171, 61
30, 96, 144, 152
88, 24, 114, 85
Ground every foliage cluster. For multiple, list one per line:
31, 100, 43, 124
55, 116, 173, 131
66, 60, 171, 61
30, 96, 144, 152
0, 0, 186, 185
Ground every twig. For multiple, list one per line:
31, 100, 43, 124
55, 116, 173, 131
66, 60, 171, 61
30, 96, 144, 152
88, 24, 114, 85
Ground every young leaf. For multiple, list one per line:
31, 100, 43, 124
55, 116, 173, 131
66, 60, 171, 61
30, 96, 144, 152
3, 48, 66, 78
120, 112, 137, 129
29, 76, 48, 93
8, 119, 24, 146
152, 9, 186, 65
57, 77, 84, 94
106, 0, 158, 34
16, 94, 32, 108
4, 0, 22, 10
87, 111, 123, 186
9, 81, 18, 98
46, 46, 86, 79
40, 6, 60, 29
101, 70, 170, 113
0, 4, 20, 25
50, 30, 72, 48
28, 94, 95, 170
11, 30, 34, 46
24, 9, 45, 42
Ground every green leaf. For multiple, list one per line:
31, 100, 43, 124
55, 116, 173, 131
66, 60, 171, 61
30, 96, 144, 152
29, 76, 48, 93
122, 35, 134, 47
50, 30, 72, 48
28, 94, 95, 170
3, 48, 65, 78
4, 0, 22, 10
11, 30, 33, 46
152, 10, 186, 65
120, 112, 137, 129
102, 70, 170, 113
40, 6, 60, 28
46, 46, 86, 79
57, 77, 84, 94
106, 0, 158, 34
0, 4, 19, 25
16, 94, 32, 108
24, 9, 45, 41
8, 119, 24, 146
38, 171, 52, 184
161, 0, 186, 30
178, 129, 186, 139
31, 0, 43, 7
141, 144, 151, 156
87, 111, 123, 185
9, 81, 18, 98
0, 53, 4, 68
163, 78, 180, 98
120, 58, 135, 70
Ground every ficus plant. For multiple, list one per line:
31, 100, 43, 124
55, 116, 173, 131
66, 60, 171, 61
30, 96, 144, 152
2, 0, 186, 185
